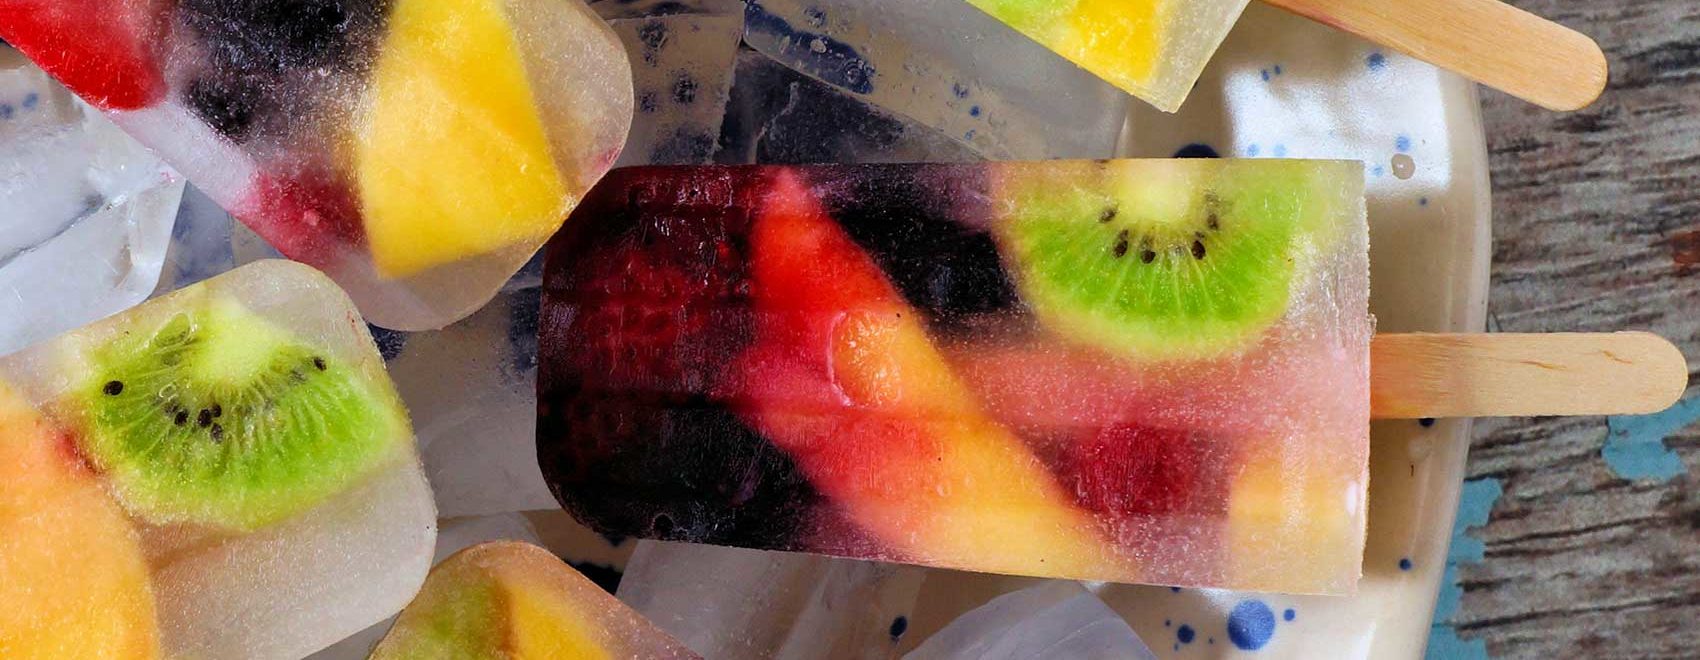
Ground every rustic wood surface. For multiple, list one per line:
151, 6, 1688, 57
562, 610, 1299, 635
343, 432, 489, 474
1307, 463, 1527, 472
1455, 0, 1700, 656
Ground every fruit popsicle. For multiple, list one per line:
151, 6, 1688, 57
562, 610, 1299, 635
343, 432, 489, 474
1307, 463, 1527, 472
0, 260, 435, 659
369, 542, 700, 659
0, 0, 633, 331
536, 160, 1372, 593
964, 0, 1253, 112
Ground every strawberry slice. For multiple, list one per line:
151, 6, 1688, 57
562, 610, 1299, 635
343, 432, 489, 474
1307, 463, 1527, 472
0, 0, 168, 110
721, 170, 1124, 578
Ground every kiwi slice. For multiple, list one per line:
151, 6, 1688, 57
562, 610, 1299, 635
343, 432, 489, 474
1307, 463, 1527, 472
70, 299, 407, 531
993, 160, 1345, 359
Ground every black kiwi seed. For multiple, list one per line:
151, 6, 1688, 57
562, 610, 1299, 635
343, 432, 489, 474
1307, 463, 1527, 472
198, 409, 214, 428
174, 411, 190, 426
1112, 230, 1131, 258
1099, 206, 1119, 223
103, 380, 124, 396
211, 404, 222, 418
312, 357, 327, 371
1191, 240, 1208, 260
209, 424, 224, 443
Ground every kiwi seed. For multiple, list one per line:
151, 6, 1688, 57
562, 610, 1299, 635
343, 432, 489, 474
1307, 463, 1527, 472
104, 380, 124, 396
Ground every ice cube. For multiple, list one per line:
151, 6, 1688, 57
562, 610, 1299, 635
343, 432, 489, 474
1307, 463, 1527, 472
595, 0, 747, 167
718, 48, 982, 164
0, 260, 435, 659
619, 541, 926, 659
741, 0, 1129, 160
0, 47, 183, 357
904, 582, 1156, 660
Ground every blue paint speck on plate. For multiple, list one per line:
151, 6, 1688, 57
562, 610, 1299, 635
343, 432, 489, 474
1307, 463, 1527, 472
1165, 619, 1172, 628
0, 105, 12, 120
953, 82, 971, 99
1396, 135, 1413, 152
22, 93, 39, 109
1178, 624, 1196, 644
889, 615, 908, 639
1372, 165, 1386, 177
1170, 586, 1183, 593
1420, 417, 1436, 427
1227, 600, 1277, 651
1246, 144, 1261, 157
1419, 197, 1430, 206
1173, 143, 1220, 159
1274, 64, 1283, 75
1272, 144, 1287, 158
1401, 557, 1415, 571
964, 129, 976, 141
969, 105, 982, 117
1283, 608, 1296, 622
1368, 52, 1387, 70
1261, 69, 1270, 82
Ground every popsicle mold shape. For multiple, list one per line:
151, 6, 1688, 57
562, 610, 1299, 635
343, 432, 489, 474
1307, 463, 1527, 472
965, 0, 1253, 112
369, 541, 699, 659
537, 160, 1371, 593
0, 260, 436, 659
0, 0, 633, 330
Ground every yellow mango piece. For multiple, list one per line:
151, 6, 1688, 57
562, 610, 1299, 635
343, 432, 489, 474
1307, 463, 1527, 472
969, 0, 1165, 99
357, 0, 569, 278
0, 386, 159, 659
372, 542, 694, 659
503, 580, 610, 660
1227, 451, 1365, 593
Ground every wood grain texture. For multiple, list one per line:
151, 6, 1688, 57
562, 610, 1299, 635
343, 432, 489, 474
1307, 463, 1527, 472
1264, 0, 1608, 110
1370, 333, 1686, 419
1457, 0, 1700, 656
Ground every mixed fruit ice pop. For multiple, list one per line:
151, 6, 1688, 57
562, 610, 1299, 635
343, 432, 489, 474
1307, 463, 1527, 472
369, 542, 699, 659
0, 0, 633, 331
965, 0, 1253, 112
0, 260, 436, 659
536, 160, 1372, 594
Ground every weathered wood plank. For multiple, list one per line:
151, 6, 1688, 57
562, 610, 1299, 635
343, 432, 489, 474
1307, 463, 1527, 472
1457, 0, 1700, 656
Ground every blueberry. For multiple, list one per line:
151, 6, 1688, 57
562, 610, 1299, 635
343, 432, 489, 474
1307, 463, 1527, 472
186, 75, 263, 140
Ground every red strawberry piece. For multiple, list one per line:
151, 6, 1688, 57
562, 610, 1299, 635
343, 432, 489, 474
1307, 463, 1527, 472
1068, 424, 1215, 518
237, 165, 365, 267
0, 0, 168, 110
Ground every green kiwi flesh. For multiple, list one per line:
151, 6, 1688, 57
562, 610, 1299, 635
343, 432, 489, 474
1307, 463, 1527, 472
72, 299, 407, 531
994, 160, 1340, 359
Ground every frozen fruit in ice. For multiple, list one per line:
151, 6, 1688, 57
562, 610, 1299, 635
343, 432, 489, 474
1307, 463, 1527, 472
369, 541, 697, 659
537, 168, 821, 547
61, 294, 409, 531
966, 0, 1163, 98
239, 165, 366, 266
0, 0, 167, 110
1227, 445, 1365, 592
0, 384, 159, 658
179, 0, 390, 71
992, 160, 1345, 359
725, 171, 1121, 577
356, 0, 570, 277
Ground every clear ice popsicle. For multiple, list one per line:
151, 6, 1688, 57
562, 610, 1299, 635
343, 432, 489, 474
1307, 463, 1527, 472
0, 260, 436, 658
368, 541, 699, 659
536, 160, 1371, 593
0, 0, 633, 330
964, 0, 1254, 112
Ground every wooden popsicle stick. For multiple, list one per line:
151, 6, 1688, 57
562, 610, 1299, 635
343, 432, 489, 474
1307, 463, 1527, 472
1371, 333, 1688, 419
1261, 0, 1608, 111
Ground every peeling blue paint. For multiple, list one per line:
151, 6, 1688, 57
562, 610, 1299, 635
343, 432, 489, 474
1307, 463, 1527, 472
1426, 478, 1501, 660
1603, 396, 1697, 483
